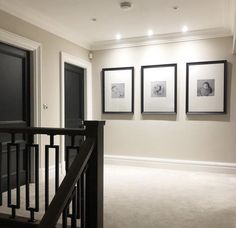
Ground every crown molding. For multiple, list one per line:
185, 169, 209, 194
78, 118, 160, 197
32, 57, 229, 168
91, 27, 232, 51
0, 1, 91, 50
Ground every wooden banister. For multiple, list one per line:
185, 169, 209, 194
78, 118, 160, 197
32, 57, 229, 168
0, 127, 86, 136
38, 138, 95, 228
0, 121, 105, 228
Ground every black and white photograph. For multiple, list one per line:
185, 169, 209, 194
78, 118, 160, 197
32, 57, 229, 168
186, 60, 227, 114
141, 64, 177, 114
197, 79, 215, 97
151, 81, 166, 97
102, 67, 134, 113
111, 83, 125, 98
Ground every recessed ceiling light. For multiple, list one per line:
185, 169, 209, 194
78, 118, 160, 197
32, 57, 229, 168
120, 1, 132, 11
148, 30, 154, 36
172, 6, 179, 10
182, 25, 188, 32
116, 34, 121, 40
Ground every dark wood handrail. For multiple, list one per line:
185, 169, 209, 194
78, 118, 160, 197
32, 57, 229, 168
0, 127, 86, 136
0, 121, 105, 228
38, 137, 95, 228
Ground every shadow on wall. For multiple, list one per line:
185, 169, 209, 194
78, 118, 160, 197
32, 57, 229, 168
142, 114, 177, 121
101, 114, 134, 120
186, 62, 232, 122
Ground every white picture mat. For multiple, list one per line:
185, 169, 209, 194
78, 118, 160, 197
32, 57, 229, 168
143, 67, 175, 112
104, 69, 132, 112
188, 63, 225, 112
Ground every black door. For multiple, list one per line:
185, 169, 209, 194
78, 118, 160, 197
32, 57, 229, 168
0, 42, 31, 191
64, 63, 84, 166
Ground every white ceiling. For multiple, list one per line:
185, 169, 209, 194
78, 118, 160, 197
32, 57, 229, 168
0, 0, 235, 50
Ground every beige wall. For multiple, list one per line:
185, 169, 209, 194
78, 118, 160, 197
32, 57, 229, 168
0, 9, 235, 164
92, 37, 236, 163
0, 9, 89, 128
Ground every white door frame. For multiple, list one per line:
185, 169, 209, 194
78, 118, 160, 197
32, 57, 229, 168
0, 28, 42, 164
60, 51, 92, 173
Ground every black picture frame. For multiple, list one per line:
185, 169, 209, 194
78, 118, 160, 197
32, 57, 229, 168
102, 67, 134, 114
186, 60, 227, 114
141, 64, 177, 114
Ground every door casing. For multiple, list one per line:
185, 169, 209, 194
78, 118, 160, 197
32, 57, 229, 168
60, 52, 92, 174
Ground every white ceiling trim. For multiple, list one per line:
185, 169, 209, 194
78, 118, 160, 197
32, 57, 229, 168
91, 27, 232, 51
0, 1, 91, 50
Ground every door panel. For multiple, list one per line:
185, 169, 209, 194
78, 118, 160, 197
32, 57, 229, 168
0, 42, 31, 191
64, 63, 84, 164
0, 53, 24, 121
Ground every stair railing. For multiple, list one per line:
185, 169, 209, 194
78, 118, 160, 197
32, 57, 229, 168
0, 121, 105, 228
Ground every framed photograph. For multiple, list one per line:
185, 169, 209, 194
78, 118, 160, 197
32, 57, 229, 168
141, 64, 177, 114
102, 67, 134, 113
186, 60, 227, 114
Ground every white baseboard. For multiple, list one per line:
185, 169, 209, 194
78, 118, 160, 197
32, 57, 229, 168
105, 155, 236, 174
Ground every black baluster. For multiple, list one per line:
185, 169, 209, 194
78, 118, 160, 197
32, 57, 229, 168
65, 135, 81, 220
77, 179, 81, 219
76, 135, 82, 219
7, 142, 11, 214
45, 144, 49, 211
65, 136, 76, 172
81, 166, 88, 228
55, 145, 59, 191
62, 202, 69, 228
62, 187, 77, 228
65, 146, 69, 173
45, 135, 59, 211
71, 187, 77, 228
26, 144, 30, 215
35, 144, 40, 214
16, 139, 20, 211
26, 141, 39, 222
0, 142, 2, 206
65, 144, 71, 220
7, 133, 20, 218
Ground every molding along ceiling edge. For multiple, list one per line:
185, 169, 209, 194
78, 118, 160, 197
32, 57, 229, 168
91, 27, 232, 51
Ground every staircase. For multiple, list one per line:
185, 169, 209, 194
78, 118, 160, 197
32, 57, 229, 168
0, 121, 105, 228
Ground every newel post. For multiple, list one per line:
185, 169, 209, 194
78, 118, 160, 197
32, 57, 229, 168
84, 121, 105, 228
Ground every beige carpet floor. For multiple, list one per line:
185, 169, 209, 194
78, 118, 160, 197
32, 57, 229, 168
1, 165, 236, 228
104, 164, 236, 228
